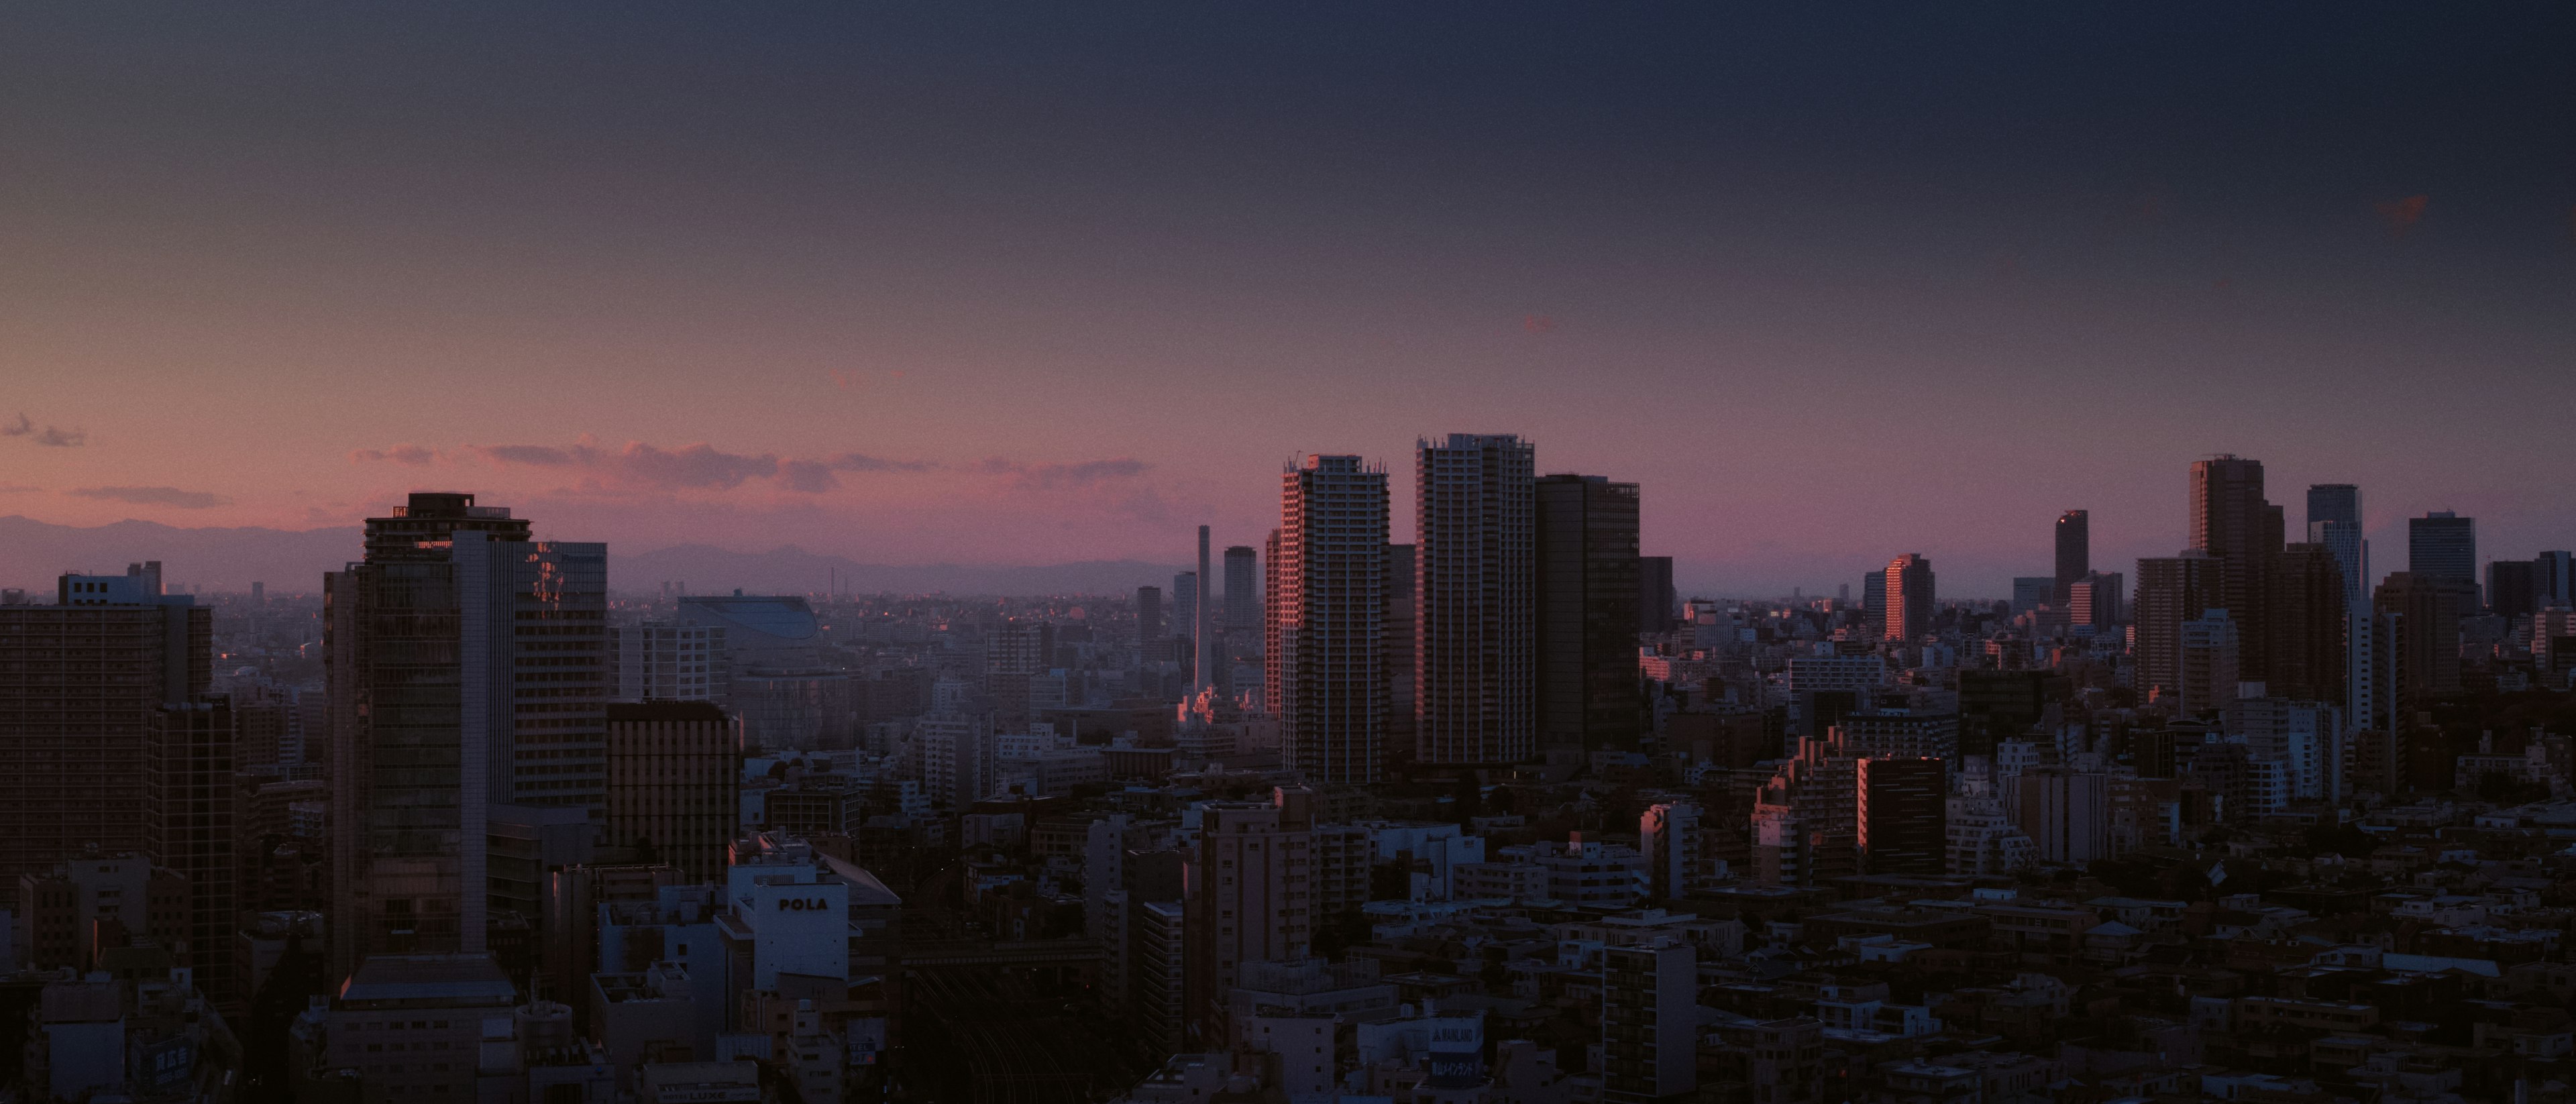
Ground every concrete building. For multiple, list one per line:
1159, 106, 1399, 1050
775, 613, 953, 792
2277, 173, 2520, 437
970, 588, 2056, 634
1271, 455, 1392, 784
1416, 434, 1538, 765
1187, 787, 1316, 1042
1536, 474, 1644, 755
605, 700, 739, 882
609, 620, 728, 706
1602, 942, 1697, 1103
0, 562, 208, 894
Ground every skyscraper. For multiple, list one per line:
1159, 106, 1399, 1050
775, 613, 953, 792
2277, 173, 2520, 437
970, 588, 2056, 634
2408, 511, 2477, 614
2264, 544, 2348, 704
327, 492, 605, 981
1882, 554, 1934, 641
2190, 455, 2283, 679
2373, 572, 2472, 724
1222, 545, 1258, 638
2054, 510, 2090, 606
2306, 484, 2368, 602
1275, 455, 1391, 783
1638, 555, 1676, 634
0, 562, 207, 895
1415, 433, 1537, 766
1195, 525, 1214, 693
1136, 585, 1164, 643
2487, 559, 2538, 620
1536, 474, 1645, 755
146, 697, 237, 1005
2133, 552, 2219, 703
1171, 571, 1199, 652
2408, 511, 2476, 581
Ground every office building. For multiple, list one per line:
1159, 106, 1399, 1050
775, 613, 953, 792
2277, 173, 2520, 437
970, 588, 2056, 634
604, 701, 737, 883
1136, 585, 1164, 642
2190, 455, 2283, 679
0, 562, 208, 895
328, 492, 608, 979
1536, 474, 1644, 754
146, 698, 237, 1005
2264, 543, 2347, 704
1638, 555, 1676, 634
1415, 433, 1537, 765
2408, 511, 2477, 599
1223, 545, 1258, 637
1271, 455, 1391, 784
1858, 757, 1947, 877
1187, 787, 1315, 1042
2055, 509, 2090, 606
2488, 559, 2538, 620
1883, 554, 1934, 641
1602, 942, 1697, 1103
2373, 573, 2472, 725
1862, 569, 1888, 637
2133, 553, 2218, 705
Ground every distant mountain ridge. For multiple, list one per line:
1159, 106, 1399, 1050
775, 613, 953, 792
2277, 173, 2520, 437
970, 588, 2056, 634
0, 516, 1183, 597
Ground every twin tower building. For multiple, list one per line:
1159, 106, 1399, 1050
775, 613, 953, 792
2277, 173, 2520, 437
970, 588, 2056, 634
1267, 434, 1660, 784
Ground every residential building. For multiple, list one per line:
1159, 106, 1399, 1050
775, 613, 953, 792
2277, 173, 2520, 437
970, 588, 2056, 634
0, 562, 208, 893
1416, 433, 1537, 765
1271, 455, 1392, 783
1602, 942, 1697, 1103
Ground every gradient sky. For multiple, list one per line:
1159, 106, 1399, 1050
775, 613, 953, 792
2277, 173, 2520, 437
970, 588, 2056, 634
3, 4, 2573, 596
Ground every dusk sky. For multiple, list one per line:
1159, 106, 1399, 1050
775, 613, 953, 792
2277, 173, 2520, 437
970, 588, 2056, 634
3, 5, 2571, 596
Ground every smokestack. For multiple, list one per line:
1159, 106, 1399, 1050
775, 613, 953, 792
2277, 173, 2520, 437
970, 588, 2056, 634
1197, 525, 1213, 693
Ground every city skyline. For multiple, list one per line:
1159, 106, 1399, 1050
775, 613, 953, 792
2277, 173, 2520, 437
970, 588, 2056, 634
4, 5, 2573, 596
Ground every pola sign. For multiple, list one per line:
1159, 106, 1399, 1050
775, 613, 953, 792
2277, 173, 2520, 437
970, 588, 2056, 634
775, 897, 833, 912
